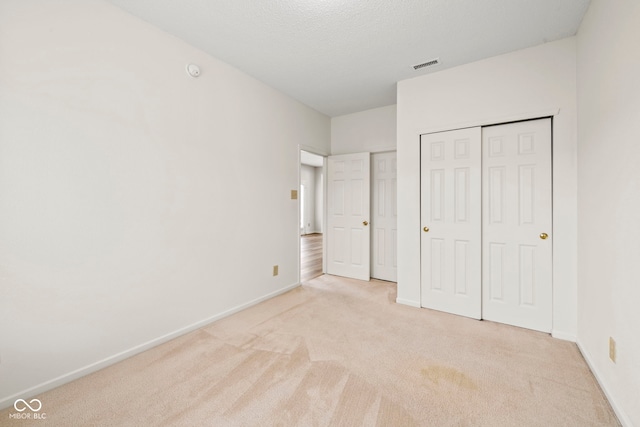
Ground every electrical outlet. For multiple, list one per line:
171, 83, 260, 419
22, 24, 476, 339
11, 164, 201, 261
273, 265, 279, 276
291, 190, 298, 200
609, 337, 616, 363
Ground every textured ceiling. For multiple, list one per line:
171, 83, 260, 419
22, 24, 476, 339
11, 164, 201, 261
105, 0, 591, 117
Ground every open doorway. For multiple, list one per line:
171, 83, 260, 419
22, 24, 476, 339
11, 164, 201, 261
300, 150, 325, 282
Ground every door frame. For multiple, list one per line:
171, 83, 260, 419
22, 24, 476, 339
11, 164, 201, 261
418, 114, 555, 330
298, 145, 329, 284
402, 106, 576, 341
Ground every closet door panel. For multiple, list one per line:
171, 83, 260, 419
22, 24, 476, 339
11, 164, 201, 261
482, 119, 552, 332
420, 127, 482, 319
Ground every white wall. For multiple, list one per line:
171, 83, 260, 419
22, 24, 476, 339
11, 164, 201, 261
0, 0, 329, 407
396, 38, 578, 340
576, 1, 640, 425
300, 164, 317, 234
331, 104, 397, 154
314, 167, 323, 233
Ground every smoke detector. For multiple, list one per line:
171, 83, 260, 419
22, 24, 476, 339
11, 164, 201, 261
186, 63, 201, 78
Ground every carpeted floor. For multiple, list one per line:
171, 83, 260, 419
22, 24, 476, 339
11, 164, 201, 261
0, 275, 619, 426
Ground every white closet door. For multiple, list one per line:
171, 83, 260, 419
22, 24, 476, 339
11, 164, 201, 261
371, 152, 397, 282
482, 118, 552, 332
327, 153, 371, 281
420, 128, 482, 319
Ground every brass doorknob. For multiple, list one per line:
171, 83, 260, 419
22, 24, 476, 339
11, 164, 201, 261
540, 232, 548, 240
423, 227, 429, 232
363, 221, 368, 226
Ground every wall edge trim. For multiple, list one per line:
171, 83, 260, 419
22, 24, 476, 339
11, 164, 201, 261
551, 330, 577, 342
414, 108, 560, 136
396, 297, 421, 308
0, 282, 302, 410
577, 341, 631, 426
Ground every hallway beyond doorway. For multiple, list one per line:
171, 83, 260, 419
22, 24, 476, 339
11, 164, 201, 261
301, 233, 322, 282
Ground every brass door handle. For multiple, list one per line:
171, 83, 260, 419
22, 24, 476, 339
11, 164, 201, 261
423, 227, 429, 232
540, 232, 548, 240
363, 221, 368, 226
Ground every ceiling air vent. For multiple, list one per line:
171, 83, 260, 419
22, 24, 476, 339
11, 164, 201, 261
413, 58, 440, 70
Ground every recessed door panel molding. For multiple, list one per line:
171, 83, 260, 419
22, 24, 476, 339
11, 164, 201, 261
518, 165, 535, 225
482, 118, 552, 332
391, 229, 397, 269
350, 228, 363, 265
488, 242, 505, 301
431, 142, 445, 161
371, 151, 397, 282
351, 180, 364, 216
332, 227, 345, 264
376, 179, 386, 217
518, 133, 536, 155
454, 240, 469, 295
454, 167, 470, 223
488, 167, 505, 224
420, 127, 482, 319
333, 181, 345, 216
430, 238, 444, 291
431, 169, 445, 221
327, 152, 370, 281
454, 139, 470, 159
392, 178, 397, 216
488, 136, 505, 157
376, 229, 386, 265
519, 245, 536, 306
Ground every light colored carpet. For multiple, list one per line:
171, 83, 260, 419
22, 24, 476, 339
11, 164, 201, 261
0, 275, 618, 426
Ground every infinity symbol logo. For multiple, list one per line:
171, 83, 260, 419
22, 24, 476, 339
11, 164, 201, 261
14, 398, 42, 412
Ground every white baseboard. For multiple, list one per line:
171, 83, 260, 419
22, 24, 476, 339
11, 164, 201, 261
551, 329, 577, 342
577, 341, 631, 427
396, 297, 421, 308
0, 282, 301, 411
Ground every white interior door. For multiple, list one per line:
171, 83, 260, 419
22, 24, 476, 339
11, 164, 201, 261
482, 118, 552, 332
327, 153, 370, 281
371, 152, 397, 282
420, 128, 482, 319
